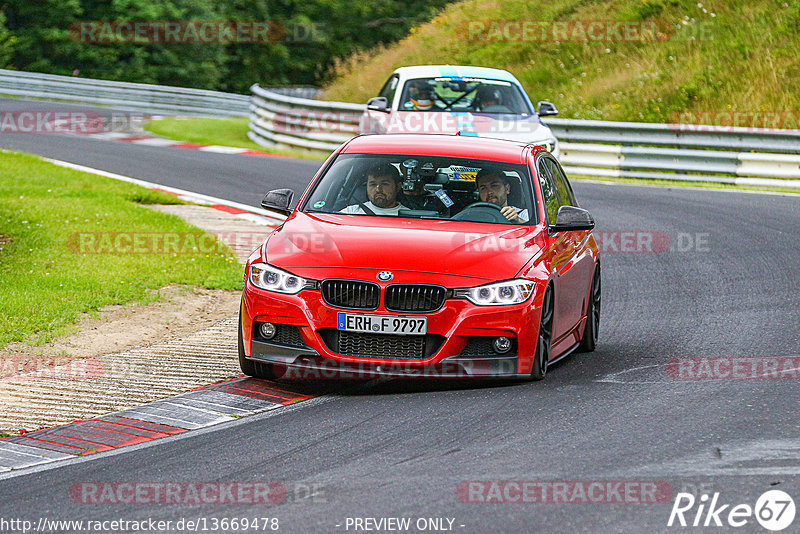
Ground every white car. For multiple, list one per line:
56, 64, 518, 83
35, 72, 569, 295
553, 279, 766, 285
359, 65, 560, 158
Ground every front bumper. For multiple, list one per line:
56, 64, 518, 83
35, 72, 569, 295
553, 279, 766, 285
249, 340, 519, 379
242, 278, 542, 378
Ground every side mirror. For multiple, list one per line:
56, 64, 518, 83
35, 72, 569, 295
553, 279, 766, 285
537, 101, 559, 117
551, 205, 594, 232
261, 188, 294, 215
367, 96, 389, 112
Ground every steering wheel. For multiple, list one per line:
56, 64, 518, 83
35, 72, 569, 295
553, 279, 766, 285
451, 202, 509, 223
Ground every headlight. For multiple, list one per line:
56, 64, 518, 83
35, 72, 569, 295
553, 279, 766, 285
453, 279, 535, 306
248, 262, 312, 294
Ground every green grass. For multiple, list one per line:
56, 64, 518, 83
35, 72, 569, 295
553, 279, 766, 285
0, 150, 242, 346
322, 0, 799, 123
144, 117, 327, 161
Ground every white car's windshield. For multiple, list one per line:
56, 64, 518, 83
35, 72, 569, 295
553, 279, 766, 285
398, 77, 531, 114
303, 154, 537, 225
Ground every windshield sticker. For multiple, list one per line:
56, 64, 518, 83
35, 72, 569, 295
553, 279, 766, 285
313, 200, 326, 208
451, 166, 480, 181
435, 189, 455, 207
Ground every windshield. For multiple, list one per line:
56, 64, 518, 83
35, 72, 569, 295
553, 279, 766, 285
398, 77, 531, 114
302, 154, 537, 225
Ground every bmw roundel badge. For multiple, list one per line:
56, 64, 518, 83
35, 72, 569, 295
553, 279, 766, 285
377, 271, 393, 281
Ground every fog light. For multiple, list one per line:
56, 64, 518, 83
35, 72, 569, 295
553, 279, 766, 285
259, 322, 277, 340
493, 336, 512, 354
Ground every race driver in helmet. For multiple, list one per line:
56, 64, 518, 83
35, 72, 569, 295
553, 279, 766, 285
403, 80, 440, 111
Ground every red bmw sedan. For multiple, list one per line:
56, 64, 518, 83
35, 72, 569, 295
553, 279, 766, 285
239, 134, 600, 380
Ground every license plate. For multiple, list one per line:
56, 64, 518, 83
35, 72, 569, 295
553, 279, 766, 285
337, 312, 427, 335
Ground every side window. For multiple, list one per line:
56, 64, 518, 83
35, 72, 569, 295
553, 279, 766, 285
378, 75, 399, 107
536, 159, 560, 224
545, 158, 578, 207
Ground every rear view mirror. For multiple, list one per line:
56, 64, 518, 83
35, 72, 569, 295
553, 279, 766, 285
367, 97, 389, 112
261, 188, 294, 215
551, 205, 594, 232
537, 101, 559, 117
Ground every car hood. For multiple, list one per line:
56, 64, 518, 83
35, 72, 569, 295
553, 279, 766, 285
378, 111, 554, 144
264, 212, 543, 284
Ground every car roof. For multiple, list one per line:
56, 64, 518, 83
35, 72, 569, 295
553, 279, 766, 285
340, 134, 538, 164
392, 65, 520, 85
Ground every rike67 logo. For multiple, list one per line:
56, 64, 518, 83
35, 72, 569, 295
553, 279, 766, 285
668, 490, 796, 531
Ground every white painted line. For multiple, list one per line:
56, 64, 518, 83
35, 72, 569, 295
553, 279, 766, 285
0, 442, 72, 461
131, 137, 182, 147
235, 213, 275, 225
42, 157, 287, 225
198, 145, 248, 154
175, 194, 213, 205
87, 132, 134, 140
0, 392, 337, 481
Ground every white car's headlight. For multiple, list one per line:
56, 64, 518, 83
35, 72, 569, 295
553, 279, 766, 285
537, 138, 558, 154
249, 262, 311, 294
453, 279, 535, 306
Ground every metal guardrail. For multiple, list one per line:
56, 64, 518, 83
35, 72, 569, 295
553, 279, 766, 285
248, 83, 363, 151
546, 118, 800, 184
248, 84, 800, 187
3, 70, 794, 187
0, 69, 249, 116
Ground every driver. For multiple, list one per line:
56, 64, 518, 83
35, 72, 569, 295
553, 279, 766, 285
474, 85, 509, 113
341, 163, 409, 216
403, 80, 438, 111
475, 168, 528, 223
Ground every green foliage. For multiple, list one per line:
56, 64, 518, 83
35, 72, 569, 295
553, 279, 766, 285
0, 0, 456, 92
323, 0, 799, 122
0, 12, 16, 66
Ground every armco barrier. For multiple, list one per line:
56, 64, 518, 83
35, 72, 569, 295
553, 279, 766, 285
0, 69, 249, 117
2, 69, 796, 187
546, 118, 800, 184
248, 84, 800, 187
248, 83, 364, 151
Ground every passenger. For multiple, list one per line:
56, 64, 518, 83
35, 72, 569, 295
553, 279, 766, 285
341, 163, 409, 215
475, 168, 529, 223
474, 85, 510, 113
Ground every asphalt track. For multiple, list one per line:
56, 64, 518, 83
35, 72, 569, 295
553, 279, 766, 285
1, 98, 800, 532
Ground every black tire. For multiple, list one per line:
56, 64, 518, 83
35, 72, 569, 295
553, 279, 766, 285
238, 305, 277, 379
578, 264, 601, 353
531, 286, 554, 381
